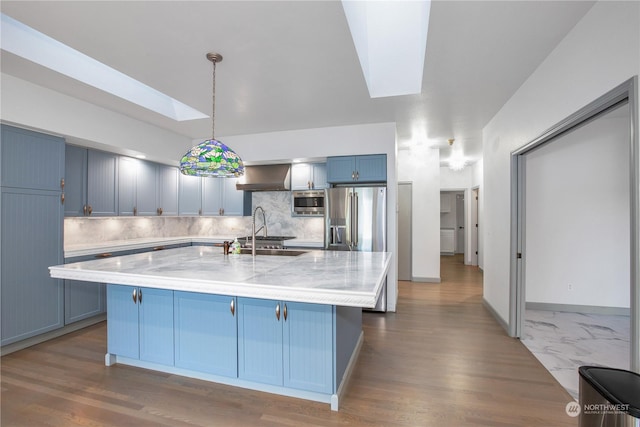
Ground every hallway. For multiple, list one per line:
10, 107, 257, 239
1, 255, 576, 426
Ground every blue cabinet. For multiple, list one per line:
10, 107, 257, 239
64, 145, 88, 216
174, 292, 237, 377
283, 302, 333, 393
107, 285, 174, 365
64, 255, 105, 324
1, 125, 65, 346
178, 173, 202, 216
118, 157, 158, 216
326, 154, 387, 183
157, 165, 179, 216
237, 298, 333, 393
87, 150, 119, 216
291, 163, 327, 190
238, 298, 283, 386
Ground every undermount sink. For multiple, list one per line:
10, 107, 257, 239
238, 248, 307, 257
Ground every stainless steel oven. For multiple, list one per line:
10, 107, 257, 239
292, 190, 325, 216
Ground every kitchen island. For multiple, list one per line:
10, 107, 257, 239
49, 246, 391, 410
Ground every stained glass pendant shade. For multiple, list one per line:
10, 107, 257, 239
180, 53, 244, 177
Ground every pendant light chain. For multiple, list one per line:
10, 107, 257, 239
211, 58, 216, 140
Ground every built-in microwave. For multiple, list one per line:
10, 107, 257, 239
292, 190, 325, 216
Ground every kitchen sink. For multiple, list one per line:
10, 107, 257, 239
238, 248, 307, 257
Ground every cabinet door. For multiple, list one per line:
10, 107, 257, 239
291, 163, 312, 190
106, 284, 139, 359
201, 178, 222, 216
65, 280, 105, 324
175, 292, 237, 377
178, 173, 202, 216
1, 125, 65, 191
283, 302, 333, 394
87, 150, 118, 216
136, 161, 158, 216
310, 163, 328, 189
1, 188, 64, 346
355, 154, 387, 182
64, 145, 88, 217
139, 287, 174, 365
221, 178, 244, 216
158, 165, 178, 216
118, 156, 137, 216
237, 298, 283, 386
326, 156, 356, 183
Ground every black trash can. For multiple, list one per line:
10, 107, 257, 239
578, 366, 640, 427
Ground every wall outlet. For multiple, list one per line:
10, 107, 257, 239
568, 283, 573, 291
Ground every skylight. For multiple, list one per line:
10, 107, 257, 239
341, 0, 431, 98
0, 13, 208, 121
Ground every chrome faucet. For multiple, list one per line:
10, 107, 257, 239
252, 206, 267, 257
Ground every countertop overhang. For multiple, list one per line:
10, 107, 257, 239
51, 246, 392, 308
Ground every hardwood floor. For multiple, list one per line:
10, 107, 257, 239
1, 255, 576, 426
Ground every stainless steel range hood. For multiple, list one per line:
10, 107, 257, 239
235, 164, 291, 191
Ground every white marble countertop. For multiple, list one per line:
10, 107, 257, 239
65, 236, 324, 258
52, 246, 390, 308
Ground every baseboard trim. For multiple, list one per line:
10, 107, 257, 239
412, 276, 441, 283
1, 314, 106, 356
525, 302, 630, 316
482, 297, 510, 334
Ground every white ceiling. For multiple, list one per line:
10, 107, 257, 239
0, 1, 595, 166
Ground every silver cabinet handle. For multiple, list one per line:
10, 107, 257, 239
356, 171, 359, 180
275, 303, 280, 321
133, 207, 138, 216
230, 299, 235, 316
157, 207, 163, 216
132, 288, 138, 304
283, 303, 288, 321
351, 171, 355, 180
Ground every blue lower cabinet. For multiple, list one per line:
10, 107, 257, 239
237, 298, 283, 386
107, 284, 139, 359
174, 292, 237, 377
107, 285, 174, 365
238, 298, 334, 393
283, 302, 333, 394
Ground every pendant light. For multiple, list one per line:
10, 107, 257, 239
180, 53, 244, 177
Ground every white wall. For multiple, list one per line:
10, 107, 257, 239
397, 145, 440, 282
482, 1, 640, 324
525, 105, 630, 308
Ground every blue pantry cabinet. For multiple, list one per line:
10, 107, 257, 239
174, 292, 237, 377
107, 285, 174, 365
1, 125, 65, 346
326, 154, 387, 183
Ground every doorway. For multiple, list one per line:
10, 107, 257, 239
510, 78, 639, 375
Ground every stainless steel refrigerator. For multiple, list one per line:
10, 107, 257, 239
325, 186, 387, 311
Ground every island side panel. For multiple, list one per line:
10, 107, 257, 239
335, 305, 362, 386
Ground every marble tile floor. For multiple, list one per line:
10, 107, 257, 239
520, 309, 630, 400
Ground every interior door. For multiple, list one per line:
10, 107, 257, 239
398, 183, 412, 281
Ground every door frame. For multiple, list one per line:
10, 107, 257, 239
509, 77, 639, 372
397, 182, 412, 281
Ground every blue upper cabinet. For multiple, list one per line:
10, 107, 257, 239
200, 177, 245, 216
326, 154, 387, 184
87, 150, 119, 216
135, 160, 158, 216
118, 157, 158, 216
1, 126, 65, 191
64, 145, 88, 217
291, 163, 327, 190
157, 165, 179, 216
178, 173, 202, 216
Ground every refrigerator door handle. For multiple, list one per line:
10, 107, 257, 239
353, 192, 359, 248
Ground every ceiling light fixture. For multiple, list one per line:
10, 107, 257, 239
179, 53, 244, 178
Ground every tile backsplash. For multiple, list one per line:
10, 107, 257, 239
64, 192, 324, 246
